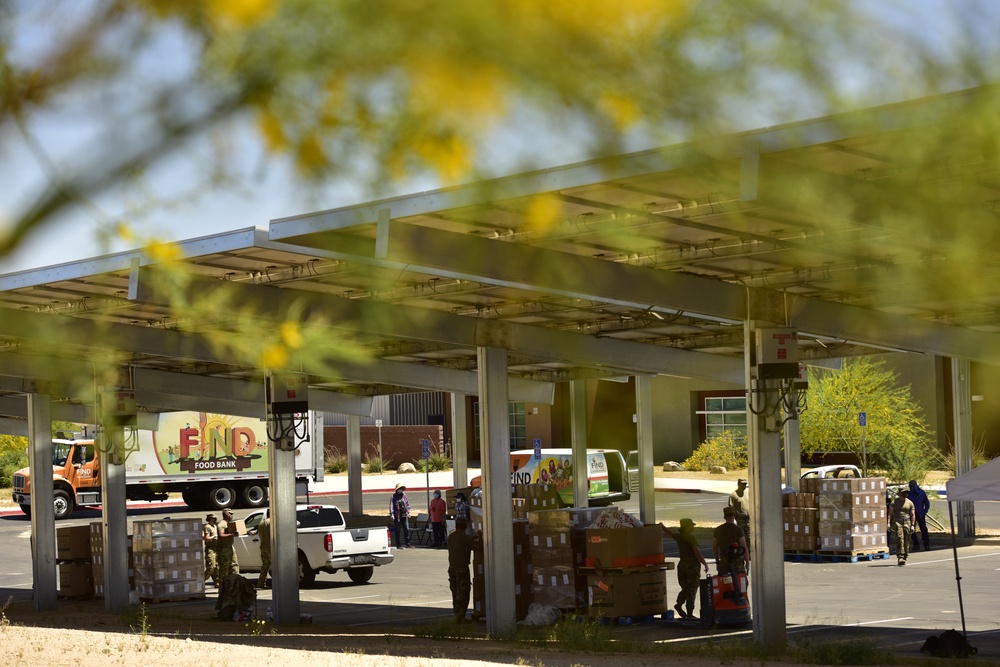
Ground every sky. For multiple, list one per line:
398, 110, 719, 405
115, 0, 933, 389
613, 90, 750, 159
2, 0, 999, 276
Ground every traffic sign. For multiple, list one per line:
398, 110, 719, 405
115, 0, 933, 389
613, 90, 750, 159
534, 438, 542, 459
859, 412, 867, 427
421, 438, 430, 459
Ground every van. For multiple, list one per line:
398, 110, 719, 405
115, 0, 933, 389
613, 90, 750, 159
470, 448, 631, 507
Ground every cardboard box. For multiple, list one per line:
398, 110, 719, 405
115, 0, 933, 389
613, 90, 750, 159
818, 477, 886, 494
587, 569, 669, 618
57, 525, 92, 560
59, 562, 94, 597
584, 526, 664, 568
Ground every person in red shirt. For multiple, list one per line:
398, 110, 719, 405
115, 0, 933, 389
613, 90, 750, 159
429, 490, 448, 548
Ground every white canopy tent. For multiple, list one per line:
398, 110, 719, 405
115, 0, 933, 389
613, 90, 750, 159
944, 458, 1000, 637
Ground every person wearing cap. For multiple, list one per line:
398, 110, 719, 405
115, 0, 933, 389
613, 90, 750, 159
891, 487, 916, 566
662, 518, 709, 619
908, 480, 932, 551
429, 490, 447, 548
728, 478, 752, 549
217, 508, 241, 576
713, 505, 749, 576
390, 483, 414, 548
203, 513, 220, 587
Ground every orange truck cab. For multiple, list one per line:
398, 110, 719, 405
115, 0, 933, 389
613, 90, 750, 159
12, 438, 101, 520
470, 448, 630, 507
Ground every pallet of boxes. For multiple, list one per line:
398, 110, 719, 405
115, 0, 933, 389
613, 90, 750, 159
90, 522, 135, 598
57, 525, 94, 599
787, 476, 890, 562
581, 511, 672, 623
133, 518, 206, 602
470, 483, 565, 622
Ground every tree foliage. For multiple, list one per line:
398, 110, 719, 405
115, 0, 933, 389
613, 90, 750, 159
800, 357, 939, 482
683, 430, 748, 472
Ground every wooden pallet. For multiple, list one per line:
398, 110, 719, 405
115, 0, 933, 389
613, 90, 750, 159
785, 549, 890, 563
138, 594, 206, 604
577, 562, 675, 576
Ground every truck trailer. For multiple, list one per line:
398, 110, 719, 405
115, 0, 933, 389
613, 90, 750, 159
11, 411, 322, 519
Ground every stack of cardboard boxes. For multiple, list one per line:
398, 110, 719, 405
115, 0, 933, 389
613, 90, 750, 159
792, 477, 889, 554
89, 521, 135, 598
57, 525, 93, 598
527, 506, 605, 611
583, 524, 669, 619
133, 519, 205, 602
782, 491, 819, 552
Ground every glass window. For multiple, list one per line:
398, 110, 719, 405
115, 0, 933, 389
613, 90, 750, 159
472, 401, 527, 450
702, 396, 748, 439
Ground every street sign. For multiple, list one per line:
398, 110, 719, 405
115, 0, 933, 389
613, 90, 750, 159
421, 438, 430, 459
534, 438, 542, 459
859, 411, 867, 427
375, 419, 382, 428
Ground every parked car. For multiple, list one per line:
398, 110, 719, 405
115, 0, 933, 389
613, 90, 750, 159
800, 464, 862, 480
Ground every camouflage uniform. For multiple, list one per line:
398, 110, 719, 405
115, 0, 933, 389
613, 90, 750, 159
256, 517, 271, 588
203, 514, 219, 586
217, 511, 240, 577
728, 481, 752, 549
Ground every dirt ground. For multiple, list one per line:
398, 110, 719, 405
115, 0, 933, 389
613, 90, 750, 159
0, 600, 889, 667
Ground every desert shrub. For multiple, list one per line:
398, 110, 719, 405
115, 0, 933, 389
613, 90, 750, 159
414, 439, 451, 472
682, 431, 747, 472
324, 448, 348, 474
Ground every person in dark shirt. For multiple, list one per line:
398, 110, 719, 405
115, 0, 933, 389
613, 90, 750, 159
908, 480, 932, 551
662, 518, 709, 619
713, 506, 749, 576
447, 517, 479, 622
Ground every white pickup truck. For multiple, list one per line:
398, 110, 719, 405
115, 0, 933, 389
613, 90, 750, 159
233, 504, 394, 587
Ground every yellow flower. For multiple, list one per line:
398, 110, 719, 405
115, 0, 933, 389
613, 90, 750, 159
415, 134, 471, 183
523, 195, 563, 233
208, 0, 279, 29
261, 343, 288, 369
280, 321, 303, 350
115, 222, 135, 243
598, 93, 640, 131
146, 240, 182, 262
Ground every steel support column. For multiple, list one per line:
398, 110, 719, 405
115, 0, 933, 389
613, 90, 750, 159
478, 346, 516, 637
952, 358, 976, 538
745, 320, 787, 653
27, 393, 57, 611
346, 415, 363, 516
269, 421, 301, 625
570, 380, 589, 507
635, 375, 655, 524
101, 426, 130, 614
451, 393, 469, 487
783, 401, 802, 490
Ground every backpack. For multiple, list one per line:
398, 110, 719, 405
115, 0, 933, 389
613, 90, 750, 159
395, 494, 408, 519
920, 629, 977, 658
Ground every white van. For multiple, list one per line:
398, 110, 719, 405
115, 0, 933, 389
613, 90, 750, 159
470, 448, 631, 507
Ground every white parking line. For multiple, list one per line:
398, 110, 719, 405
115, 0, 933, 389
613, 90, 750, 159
910, 551, 1000, 565
328, 594, 382, 602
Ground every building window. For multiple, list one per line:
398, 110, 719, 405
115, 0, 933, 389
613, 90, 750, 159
473, 401, 526, 451
702, 395, 747, 440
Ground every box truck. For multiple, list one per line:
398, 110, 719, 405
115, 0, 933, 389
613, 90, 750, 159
11, 411, 321, 519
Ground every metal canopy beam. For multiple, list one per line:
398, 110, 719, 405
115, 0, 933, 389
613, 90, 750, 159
299, 221, 1000, 366
130, 266, 746, 383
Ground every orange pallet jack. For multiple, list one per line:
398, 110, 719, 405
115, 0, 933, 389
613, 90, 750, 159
699, 545, 751, 628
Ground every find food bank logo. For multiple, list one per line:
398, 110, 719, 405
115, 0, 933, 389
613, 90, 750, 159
160, 413, 263, 473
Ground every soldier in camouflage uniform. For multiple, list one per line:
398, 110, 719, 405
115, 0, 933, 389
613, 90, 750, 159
203, 513, 220, 586
662, 518, 709, 619
728, 478, 752, 550
254, 514, 272, 589
216, 508, 240, 577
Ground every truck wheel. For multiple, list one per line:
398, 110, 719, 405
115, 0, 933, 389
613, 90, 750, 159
298, 552, 317, 588
53, 489, 75, 520
239, 483, 268, 508
19, 505, 31, 518
347, 566, 374, 584
206, 484, 236, 510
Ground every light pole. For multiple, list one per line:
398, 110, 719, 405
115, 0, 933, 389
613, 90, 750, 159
376, 419, 383, 473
